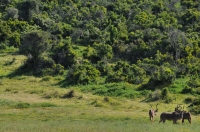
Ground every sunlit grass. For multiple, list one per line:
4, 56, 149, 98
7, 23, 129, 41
0, 106, 199, 132
169, 77, 190, 93
0, 53, 200, 132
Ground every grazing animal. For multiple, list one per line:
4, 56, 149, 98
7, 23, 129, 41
182, 112, 192, 124
149, 104, 158, 122
174, 105, 192, 124
159, 111, 184, 124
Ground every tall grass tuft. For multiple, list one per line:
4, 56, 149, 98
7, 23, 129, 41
62, 90, 75, 98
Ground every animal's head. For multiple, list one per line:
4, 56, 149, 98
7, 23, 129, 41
175, 104, 182, 112
149, 103, 158, 112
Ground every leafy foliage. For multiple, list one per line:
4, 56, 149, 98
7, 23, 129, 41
0, 0, 200, 96
66, 63, 100, 85
106, 61, 146, 84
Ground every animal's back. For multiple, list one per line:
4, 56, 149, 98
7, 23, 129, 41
160, 112, 173, 120
183, 112, 191, 119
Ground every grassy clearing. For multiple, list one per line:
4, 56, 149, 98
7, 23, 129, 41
0, 105, 200, 132
0, 53, 200, 132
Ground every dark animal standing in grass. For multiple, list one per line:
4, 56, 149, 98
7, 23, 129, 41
149, 104, 158, 122
159, 104, 184, 124
182, 112, 192, 124
174, 105, 192, 124
159, 111, 184, 124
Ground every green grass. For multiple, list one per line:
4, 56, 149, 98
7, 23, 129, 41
1, 53, 200, 132
0, 106, 199, 132
169, 77, 190, 93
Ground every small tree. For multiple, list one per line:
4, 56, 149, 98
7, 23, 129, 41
20, 30, 50, 58
5, 7, 19, 20
161, 88, 170, 99
19, 30, 52, 72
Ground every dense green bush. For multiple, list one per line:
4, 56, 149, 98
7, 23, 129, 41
148, 89, 162, 101
148, 65, 176, 88
189, 97, 200, 114
106, 61, 146, 84
5, 7, 19, 20
51, 37, 77, 67
19, 30, 51, 58
187, 77, 200, 88
161, 88, 170, 99
66, 63, 100, 85
83, 43, 113, 63
96, 59, 112, 76
181, 85, 195, 94
0, 21, 11, 48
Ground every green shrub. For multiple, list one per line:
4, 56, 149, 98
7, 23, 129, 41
187, 78, 200, 88
190, 106, 200, 114
189, 98, 200, 114
105, 61, 146, 84
52, 64, 64, 75
0, 43, 8, 50
164, 96, 174, 103
184, 97, 194, 103
161, 88, 170, 99
149, 90, 162, 101
66, 63, 100, 85
181, 85, 195, 94
51, 37, 77, 67
96, 59, 112, 76
191, 98, 200, 105
140, 90, 151, 96
83, 43, 113, 63
148, 65, 175, 89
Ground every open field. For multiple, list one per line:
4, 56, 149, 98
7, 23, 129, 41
0, 53, 200, 132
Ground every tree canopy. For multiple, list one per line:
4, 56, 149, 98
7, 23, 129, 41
0, 0, 199, 89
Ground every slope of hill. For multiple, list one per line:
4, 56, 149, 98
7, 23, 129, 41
0, 52, 200, 132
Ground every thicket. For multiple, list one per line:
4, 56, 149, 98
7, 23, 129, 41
0, 0, 200, 98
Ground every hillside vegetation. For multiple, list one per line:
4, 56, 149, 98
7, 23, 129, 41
1, 0, 200, 108
0, 52, 200, 132
0, 0, 200, 131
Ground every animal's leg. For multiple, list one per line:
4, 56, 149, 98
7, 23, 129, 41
173, 120, 177, 124
188, 119, 191, 124
149, 116, 152, 121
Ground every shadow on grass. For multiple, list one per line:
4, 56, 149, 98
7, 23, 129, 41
6, 67, 34, 78
2, 62, 71, 88
56, 79, 71, 88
